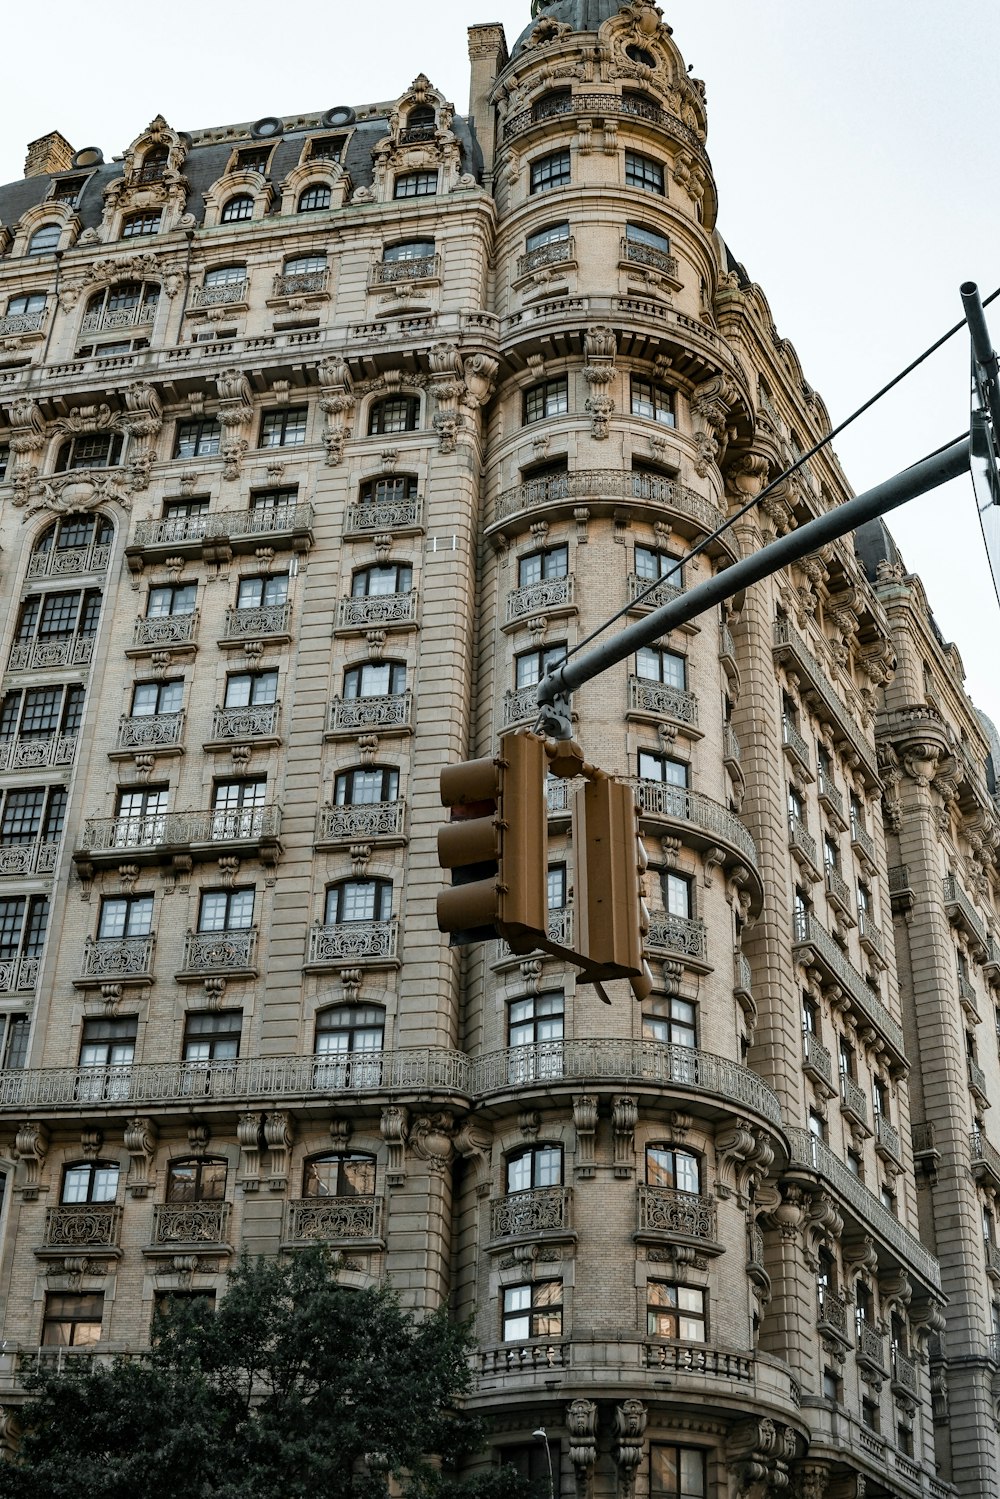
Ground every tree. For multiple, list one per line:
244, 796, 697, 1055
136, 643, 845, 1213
0, 1250, 530, 1499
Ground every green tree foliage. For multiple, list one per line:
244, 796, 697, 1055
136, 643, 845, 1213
0, 1250, 530, 1499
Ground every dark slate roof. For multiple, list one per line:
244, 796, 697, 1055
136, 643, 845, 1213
854, 519, 905, 583
0, 115, 482, 232
512, 0, 626, 59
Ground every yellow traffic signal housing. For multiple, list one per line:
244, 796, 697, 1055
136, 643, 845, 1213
573, 776, 654, 1001
437, 732, 548, 952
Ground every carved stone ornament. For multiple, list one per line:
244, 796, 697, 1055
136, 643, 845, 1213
264, 1111, 295, 1189
380, 1105, 409, 1184
237, 1112, 264, 1191
573, 1094, 599, 1174
566, 1398, 598, 1499
612, 1094, 638, 1175
17, 470, 133, 517
726, 1419, 797, 1499
614, 1401, 648, 1499
14, 1120, 49, 1198
409, 1111, 455, 1172
715, 1120, 774, 1202
125, 1116, 158, 1198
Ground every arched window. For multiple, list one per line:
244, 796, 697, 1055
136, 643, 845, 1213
83, 280, 159, 335
368, 396, 420, 436
32, 513, 113, 566
646, 1144, 701, 1195
136, 145, 169, 184
359, 473, 418, 505
166, 1156, 227, 1202
221, 194, 254, 223
304, 1152, 376, 1198
343, 660, 406, 699
325, 879, 393, 925
405, 105, 437, 140
297, 183, 331, 213
62, 1159, 120, 1204
202, 265, 248, 303
625, 43, 657, 68
27, 223, 62, 256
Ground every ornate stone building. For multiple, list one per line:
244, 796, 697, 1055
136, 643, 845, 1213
0, 1, 996, 1497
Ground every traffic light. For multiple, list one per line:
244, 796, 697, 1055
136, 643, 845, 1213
573, 774, 654, 1001
437, 731, 548, 952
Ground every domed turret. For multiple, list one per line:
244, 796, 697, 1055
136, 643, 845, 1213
513, 0, 634, 59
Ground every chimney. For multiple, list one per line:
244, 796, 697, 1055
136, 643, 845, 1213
23, 132, 75, 180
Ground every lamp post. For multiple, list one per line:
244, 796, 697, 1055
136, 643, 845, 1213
532, 1427, 555, 1499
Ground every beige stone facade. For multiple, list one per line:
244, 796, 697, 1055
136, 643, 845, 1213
0, 1, 995, 1496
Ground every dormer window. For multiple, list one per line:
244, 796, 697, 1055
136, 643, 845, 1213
50, 176, 87, 206
233, 147, 271, 175
403, 106, 436, 142
27, 224, 61, 256
221, 194, 254, 224
121, 210, 162, 239
135, 146, 169, 184
298, 184, 332, 213
309, 136, 346, 162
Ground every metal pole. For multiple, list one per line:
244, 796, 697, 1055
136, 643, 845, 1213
533, 1427, 555, 1499
536, 437, 969, 732
962, 282, 1000, 443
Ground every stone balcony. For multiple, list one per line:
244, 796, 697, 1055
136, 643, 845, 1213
788, 815, 820, 882
489, 1186, 573, 1243
502, 91, 710, 166
220, 602, 291, 646
627, 573, 683, 611
473, 1337, 764, 1397
875, 1114, 902, 1166
627, 676, 699, 731
646, 911, 708, 966
7, 637, 94, 673
76, 806, 282, 872
802, 1033, 835, 1093
76, 935, 155, 988
817, 1288, 850, 1346
505, 575, 575, 627
41, 1204, 121, 1254
490, 470, 725, 546
115, 711, 184, 755
150, 1202, 231, 1249
282, 1196, 384, 1247
208, 703, 280, 746
858, 911, 887, 968
631, 780, 759, 890
0, 734, 77, 772
368, 253, 441, 287
817, 768, 847, 827
636, 1185, 719, 1251
619, 235, 681, 284
306, 919, 399, 969
335, 591, 419, 634
0, 840, 60, 879
781, 716, 812, 779
839, 1072, 870, 1133
127, 503, 314, 567
0, 956, 39, 995
178, 928, 258, 981
26, 542, 111, 580
850, 817, 877, 872
791, 911, 906, 1070
129, 611, 199, 655
327, 692, 412, 739
316, 800, 406, 849
344, 498, 424, 538
773, 618, 878, 786
515, 237, 576, 282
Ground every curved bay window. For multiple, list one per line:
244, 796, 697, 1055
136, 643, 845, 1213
646, 1144, 701, 1195
304, 1152, 376, 1198
314, 1004, 386, 1088
0, 684, 84, 741
31, 513, 113, 574
368, 396, 420, 436
166, 1157, 227, 1202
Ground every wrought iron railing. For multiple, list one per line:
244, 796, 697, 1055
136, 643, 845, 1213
969, 1058, 988, 1098
503, 92, 710, 163
344, 499, 423, 536
734, 948, 752, 996
81, 303, 155, 333
506, 576, 574, 624
802, 1033, 833, 1088
773, 618, 877, 779
284, 1196, 383, 1244
152, 1202, 231, 1245
788, 815, 818, 870
80, 935, 154, 979
0, 311, 45, 336
491, 1187, 571, 1239
328, 692, 411, 735
307, 920, 399, 964
26, 544, 110, 579
318, 802, 406, 843
817, 1288, 848, 1337
0, 734, 77, 772
891, 1347, 919, 1394
369, 254, 441, 285
493, 469, 722, 534
627, 573, 683, 610
82, 808, 281, 857
628, 676, 699, 727
117, 712, 184, 750
943, 875, 987, 948
791, 912, 905, 1059
44, 1204, 121, 1249
724, 724, 741, 763
516, 238, 576, 280
336, 592, 419, 630
850, 818, 877, 867
781, 716, 811, 771
211, 703, 279, 740
272, 270, 330, 297
817, 769, 845, 822
620, 237, 680, 279
646, 911, 708, 961
631, 780, 757, 868
638, 1185, 716, 1240
0, 956, 38, 993
875, 1115, 902, 1164
856, 1319, 886, 1371
222, 603, 291, 639
0, 841, 59, 878
503, 685, 542, 728
181, 929, 257, 973
132, 504, 314, 548
840, 1073, 868, 1126
858, 911, 886, 962
132, 612, 199, 649
191, 280, 248, 307
825, 865, 852, 914
8, 638, 94, 672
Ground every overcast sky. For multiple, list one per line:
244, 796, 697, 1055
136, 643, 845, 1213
1, 0, 998, 723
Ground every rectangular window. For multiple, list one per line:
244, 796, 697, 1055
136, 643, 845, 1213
132, 680, 184, 717
250, 487, 298, 516
516, 644, 567, 690
647, 1282, 706, 1340
509, 992, 564, 1048
42, 1292, 104, 1347
642, 997, 696, 1047
394, 171, 438, 198
121, 211, 162, 238
650, 1446, 707, 1499
526, 221, 571, 252
502, 1280, 562, 1341
8, 294, 47, 316
224, 671, 278, 708
631, 378, 675, 426
260, 409, 308, 448
198, 888, 255, 933
98, 895, 153, 940
80, 1015, 137, 1069
636, 647, 686, 688
147, 584, 197, 618
547, 864, 567, 910
638, 752, 688, 787
2, 1014, 30, 1069
496, 1443, 563, 1487
625, 151, 665, 194
518, 545, 568, 587
524, 378, 569, 424
0, 896, 47, 959
183, 1010, 242, 1063
0, 447, 8, 482
175, 419, 221, 459
530, 150, 571, 193
635, 546, 683, 584
237, 574, 289, 609
663, 873, 692, 919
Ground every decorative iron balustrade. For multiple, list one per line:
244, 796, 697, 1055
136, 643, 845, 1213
943, 874, 987, 949
969, 1058, 988, 1098
80, 935, 154, 979
632, 780, 758, 868
825, 865, 852, 915
0, 956, 38, 993
503, 92, 710, 162
858, 912, 886, 962
182, 929, 257, 973
132, 612, 199, 648
211, 703, 279, 740
802, 1033, 833, 1088
8, 638, 94, 672
273, 269, 330, 297
840, 1073, 868, 1126
620, 237, 680, 279
336, 592, 418, 630
328, 692, 411, 735
503, 686, 542, 728
958, 972, 978, 1008
850, 819, 877, 868
0, 1047, 468, 1112
817, 1288, 849, 1338
344, 499, 424, 536
818, 769, 845, 822
985, 937, 1000, 978
133, 503, 314, 548
370, 254, 440, 285
44, 1204, 121, 1249
547, 777, 575, 814
785, 1127, 940, 1288
81, 303, 155, 333
496, 908, 574, 962
0, 311, 45, 336
724, 724, 741, 763
284, 1196, 383, 1244
307, 919, 398, 964
491, 1187, 571, 1239
117, 712, 184, 750
791, 912, 906, 1060
856, 1320, 886, 1371
643, 1344, 753, 1381
493, 469, 722, 534
628, 677, 698, 727
82, 806, 280, 853
0, 840, 59, 878
152, 1202, 231, 1245
471, 1040, 782, 1124
734, 948, 752, 995
646, 912, 708, 961
891, 1347, 919, 1394
638, 1185, 716, 1240
318, 802, 406, 843
627, 573, 683, 610
971, 1128, 1000, 1184
719, 621, 737, 661
191, 280, 248, 307
773, 618, 877, 781
516, 238, 576, 280
506, 576, 575, 624
781, 717, 811, 772
222, 602, 291, 639
0, 734, 77, 771
875, 1115, 902, 1164
26, 544, 111, 579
